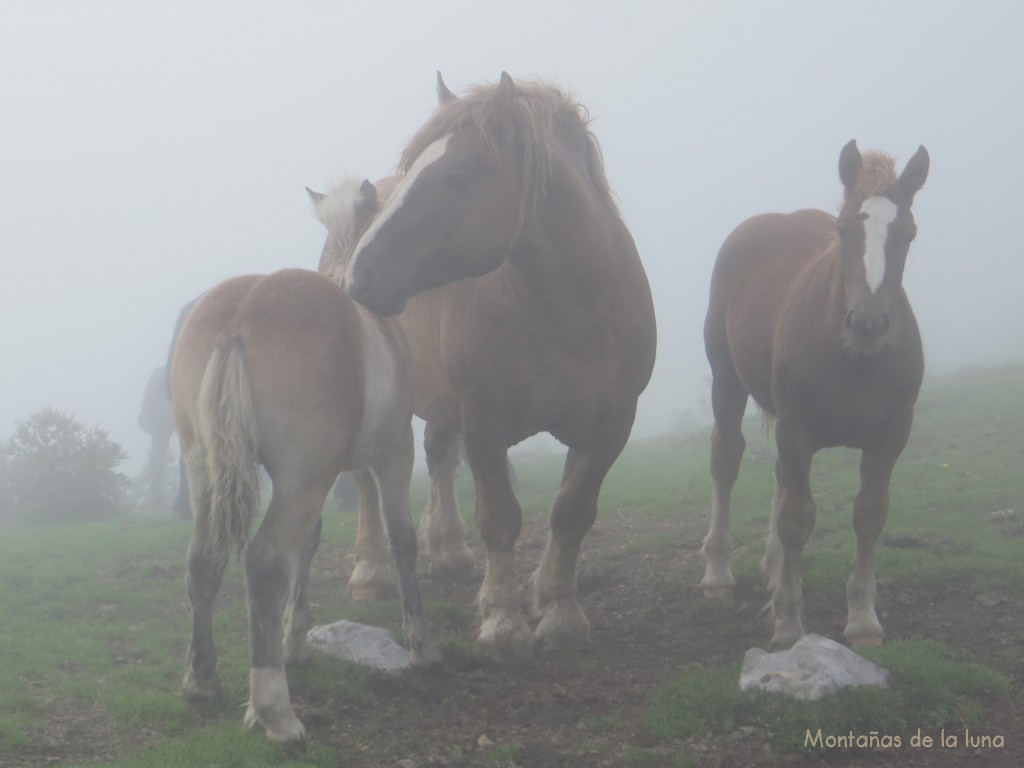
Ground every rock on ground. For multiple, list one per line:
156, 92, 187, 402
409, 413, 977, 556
307, 620, 411, 671
739, 633, 889, 701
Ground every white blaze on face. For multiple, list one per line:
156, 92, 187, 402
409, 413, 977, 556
860, 196, 898, 293
344, 135, 453, 286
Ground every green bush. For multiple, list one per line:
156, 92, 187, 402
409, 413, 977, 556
2, 406, 129, 523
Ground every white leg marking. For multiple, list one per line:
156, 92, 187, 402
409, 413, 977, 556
245, 667, 305, 742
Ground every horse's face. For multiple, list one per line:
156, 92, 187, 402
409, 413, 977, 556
835, 140, 929, 354
345, 78, 523, 316
309, 178, 383, 282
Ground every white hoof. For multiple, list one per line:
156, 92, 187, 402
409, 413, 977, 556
348, 561, 398, 602
476, 611, 534, 663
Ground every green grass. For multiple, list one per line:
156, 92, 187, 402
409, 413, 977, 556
0, 364, 1021, 765
645, 640, 1009, 752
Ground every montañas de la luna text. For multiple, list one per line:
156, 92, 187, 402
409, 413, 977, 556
805, 729, 1005, 750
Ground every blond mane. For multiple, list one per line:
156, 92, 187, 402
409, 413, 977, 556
850, 150, 899, 199
312, 176, 373, 280
399, 79, 619, 229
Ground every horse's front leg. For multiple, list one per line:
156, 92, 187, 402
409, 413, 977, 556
243, 487, 325, 742
464, 424, 533, 662
770, 421, 816, 647
533, 413, 631, 653
373, 424, 441, 665
845, 413, 911, 648
348, 469, 398, 601
420, 423, 475, 579
700, 376, 748, 598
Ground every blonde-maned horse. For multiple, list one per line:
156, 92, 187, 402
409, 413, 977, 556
700, 140, 929, 648
171, 267, 438, 741
340, 72, 657, 661
309, 171, 475, 603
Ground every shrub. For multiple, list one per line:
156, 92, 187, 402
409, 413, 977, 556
2, 407, 129, 523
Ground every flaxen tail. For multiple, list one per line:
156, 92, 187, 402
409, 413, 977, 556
197, 337, 261, 557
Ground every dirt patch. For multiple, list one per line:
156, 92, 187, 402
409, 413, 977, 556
296, 507, 1023, 767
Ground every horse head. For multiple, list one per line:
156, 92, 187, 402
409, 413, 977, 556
308, 177, 385, 282
835, 139, 929, 354
344, 72, 540, 316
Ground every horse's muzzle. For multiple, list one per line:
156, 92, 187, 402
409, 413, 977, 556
844, 309, 890, 350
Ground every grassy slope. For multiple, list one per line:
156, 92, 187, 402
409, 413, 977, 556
0, 364, 1020, 765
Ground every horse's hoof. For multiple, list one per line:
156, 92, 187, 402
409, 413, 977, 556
411, 642, 444, 666
769, 623, 805, 649
285, 637, 313, 666
534, 600, 591, 654
244, 704, 307, 742
847, 634, 883, 650
427, 547, 476, 582
182, 670, 223, 702
701, 585, 735, 599
477, 612, 534, 663
347, 564, 398, 602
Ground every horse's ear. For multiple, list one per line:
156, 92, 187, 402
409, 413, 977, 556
436, 71, 457, 105
359, 179, 379, 207
495, 71, 516, 134
899, 145, 929, 201
838, 139, 862, 196
305, 186, 326, 207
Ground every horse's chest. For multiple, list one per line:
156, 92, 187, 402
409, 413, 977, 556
775, 362, 917, 448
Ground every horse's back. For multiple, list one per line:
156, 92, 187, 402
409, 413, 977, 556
705, 209, 835, 408
173, 269, 380, 480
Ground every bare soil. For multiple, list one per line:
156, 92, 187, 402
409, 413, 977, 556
301, 507, 1023, 768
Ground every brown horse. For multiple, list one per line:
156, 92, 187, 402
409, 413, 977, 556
700, 140, 930, 648
171, 267, 438, 741
342, 72, 657, 660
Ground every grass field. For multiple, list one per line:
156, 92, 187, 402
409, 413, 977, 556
0, 364, 1020, 767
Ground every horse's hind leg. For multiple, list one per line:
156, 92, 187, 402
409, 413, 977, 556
465, 425, 533, 661
182, 449, 227, 701
845, 413, 911, 648
285, 516, 322, 665
373, 424, 441, 664
700, 374, 748, 598
420, 424, 475, 579
348, 469, 398, 601
243, 484, 326, 742
533, 413, 633, 653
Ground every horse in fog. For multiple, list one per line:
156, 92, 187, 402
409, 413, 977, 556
171, 266, 438, 740
342, 72, 657, 660
700, 140, 929, 648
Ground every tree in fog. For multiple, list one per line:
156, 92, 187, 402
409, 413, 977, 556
2, 407, 129, 523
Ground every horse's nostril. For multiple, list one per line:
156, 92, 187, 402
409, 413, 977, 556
845, 311, 854, 330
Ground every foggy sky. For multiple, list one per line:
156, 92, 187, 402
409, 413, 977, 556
3, 0, 1022, 475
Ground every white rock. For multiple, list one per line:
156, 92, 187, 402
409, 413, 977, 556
739, 634, 889, 701
307, 620, 411, 671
